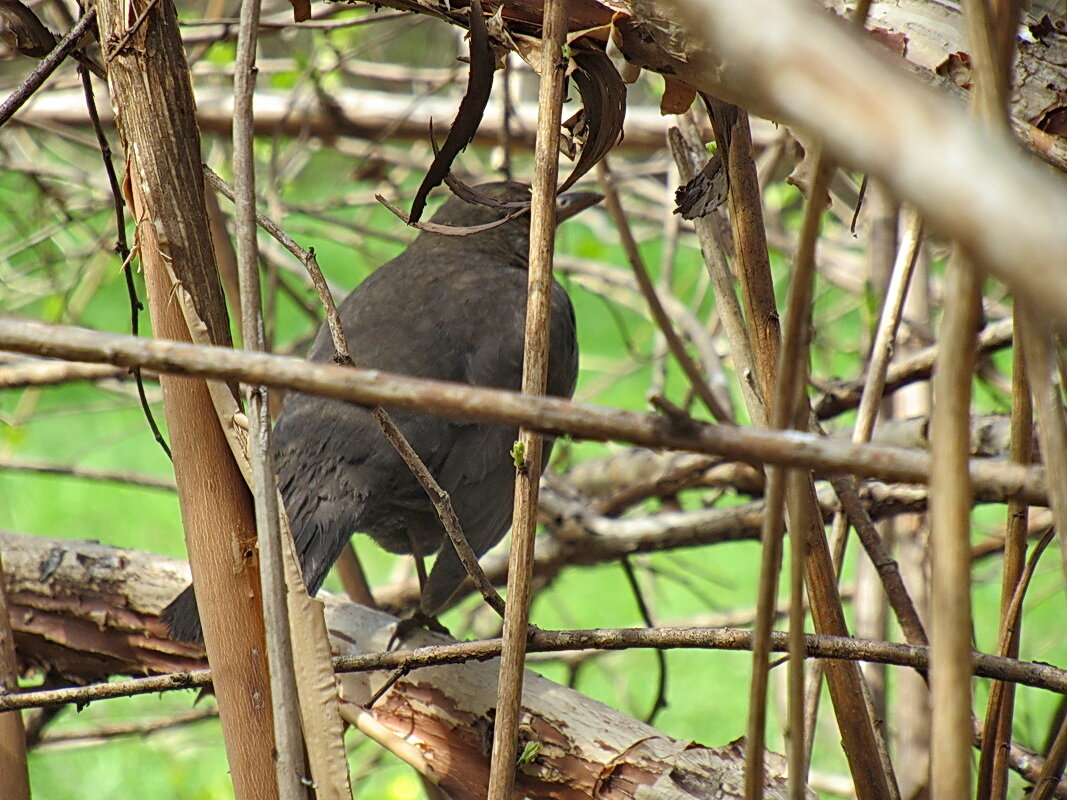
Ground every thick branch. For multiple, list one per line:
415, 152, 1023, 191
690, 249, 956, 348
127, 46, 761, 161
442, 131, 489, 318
2, 532, 1065, 799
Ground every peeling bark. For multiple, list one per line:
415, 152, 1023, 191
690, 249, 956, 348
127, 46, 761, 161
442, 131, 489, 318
1, 532, 801, 799
336, 601, 798, 799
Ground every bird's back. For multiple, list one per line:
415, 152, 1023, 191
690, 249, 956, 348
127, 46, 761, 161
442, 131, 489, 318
161, 182, 584, 641
274, 199, 578, 612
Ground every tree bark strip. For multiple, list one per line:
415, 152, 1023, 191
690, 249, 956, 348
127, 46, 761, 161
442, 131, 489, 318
93, 0, 278, 795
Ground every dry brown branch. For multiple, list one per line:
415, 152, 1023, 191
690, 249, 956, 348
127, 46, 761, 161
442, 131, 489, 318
814, 317, 1014, 419
0, 317, 1049, 504
0, 359, 127, 388
2, 532, 1065, 797
0, 457, 176, 490
981, 322, 1034, 800
17, 86, 673, 150
230, 0, 308, 792
32, 708, 217, 748
600, 161, 734, 424
699, 38, 894, 798
667, 124, 762, 420
489, 0, 569, 793
929, 0, 1015, 791
3, 526, 1065, 701
657, 0, 1067, 333
0, 8, 97, 128
322, 478, 1026, 612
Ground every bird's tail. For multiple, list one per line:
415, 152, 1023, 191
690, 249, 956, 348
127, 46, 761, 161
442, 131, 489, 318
161, 584, 203, 643
160, 496, 359, 644
420, 542, 467, 617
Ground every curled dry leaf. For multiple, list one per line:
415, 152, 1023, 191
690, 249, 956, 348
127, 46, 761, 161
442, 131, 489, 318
674, 151, 727, 220
378, 193, 527, 237
407, 4, 624, 216
558, 47, 626, 193
660, 75, 696, 115
409, 0, 494, 223
0, 0, 57, 58
486, 5, 542, 70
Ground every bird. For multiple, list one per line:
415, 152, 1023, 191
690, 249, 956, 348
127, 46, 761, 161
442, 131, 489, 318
163, 181, 598, 642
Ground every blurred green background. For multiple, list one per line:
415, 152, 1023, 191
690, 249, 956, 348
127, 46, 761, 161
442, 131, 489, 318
1, 3, 1064, 798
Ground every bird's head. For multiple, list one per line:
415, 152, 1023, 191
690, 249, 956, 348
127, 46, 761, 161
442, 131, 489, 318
420, 181, 601, 265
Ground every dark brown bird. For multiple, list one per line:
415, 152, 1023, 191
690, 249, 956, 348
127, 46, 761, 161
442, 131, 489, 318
163, 181, 597, 642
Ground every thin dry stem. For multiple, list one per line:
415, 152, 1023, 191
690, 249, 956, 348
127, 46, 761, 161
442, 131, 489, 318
599, 161, 734, 424
488, 0, 569, 795
928, 253, 981, 800
370, 408, 506, 616
1016, 314, 1067, 599
979, 314, 1033, 800
4, 619, 1067, 713
231, 0, 306, 792
929, 0, 1018, 793
0, 321, 1052, 495
667, 124, 763, 422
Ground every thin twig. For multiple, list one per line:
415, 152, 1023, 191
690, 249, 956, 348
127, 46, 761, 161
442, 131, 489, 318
979, 309, 1034, 800
0, 317, 1051, 505
371, 408, 506, 616
1017, 314, 1067, 596
619, 556, 668, 724
103, 0, 160, 63
807, 209, 927, 761
814, 317, 1014, 419
828, 476, 927, 647
0, 457, 175, 490
928, 255, 982, 800
668, 124, 763, 422
3, 626, 1067, 713
488, 0, 569, 794
0, 8, 97, 129
823, 210, 923, 567
34, 708, 217, 747
599, 162, 735, 425
78, 61, 172, 459
929, 0, 1015, 793
0, 360, 126, 388
230, 0, 306, 791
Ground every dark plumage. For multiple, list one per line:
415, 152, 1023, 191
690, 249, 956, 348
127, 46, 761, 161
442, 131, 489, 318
163, 181, 595, 642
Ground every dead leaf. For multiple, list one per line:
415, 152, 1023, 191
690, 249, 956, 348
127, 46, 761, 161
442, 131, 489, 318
558, 48, 626, 194
660, 76, 695, 116
0, 0, 56, 58
289, 0, 310, 23
674, 151, 727, 220
409, 0, 494, 223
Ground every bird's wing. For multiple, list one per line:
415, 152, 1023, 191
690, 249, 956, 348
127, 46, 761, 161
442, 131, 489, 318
418, 280, 529, 613
273, 394, 385, 594
420, 273, 578, 613
421, 418, 518, 614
